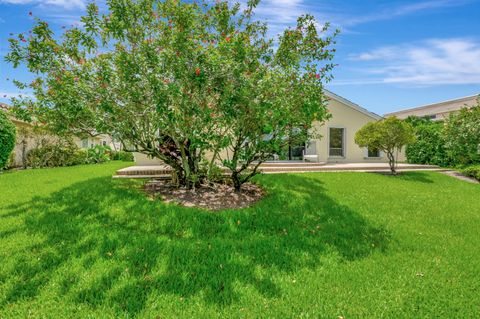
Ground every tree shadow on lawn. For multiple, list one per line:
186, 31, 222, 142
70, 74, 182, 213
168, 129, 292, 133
0, 174, 390, 316
369, 171, 434, 184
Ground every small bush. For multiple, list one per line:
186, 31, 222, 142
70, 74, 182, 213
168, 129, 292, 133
462, 165, 480, 181
111, 150, 134, 161
86, 145, 111, 164
72, 149, 89, 165
6, 151, 16, 169
27, 139, 84, 168
0, 111, 16, 170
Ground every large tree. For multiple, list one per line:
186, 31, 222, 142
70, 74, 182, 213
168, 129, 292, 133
355, 117, 415, 175
6, 0, 336, 188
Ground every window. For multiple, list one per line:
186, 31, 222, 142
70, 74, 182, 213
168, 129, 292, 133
329, 127, 345, 157
102, 141, 107, 146
367, 147, 380, 158
81, 139, 88, 148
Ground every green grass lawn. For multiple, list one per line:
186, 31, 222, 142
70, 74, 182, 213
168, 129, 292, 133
1, 162, 479, 318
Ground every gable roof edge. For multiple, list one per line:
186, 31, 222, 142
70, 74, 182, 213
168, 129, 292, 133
324, 89, 382, 120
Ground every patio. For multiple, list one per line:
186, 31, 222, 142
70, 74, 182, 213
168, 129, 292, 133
114, 162, 443, 179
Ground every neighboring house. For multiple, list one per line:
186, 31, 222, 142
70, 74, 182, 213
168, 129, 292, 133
76, 135, 122, 151
385, 94, 479, 121
135, 90, 394, 165
1, 103, 121, 167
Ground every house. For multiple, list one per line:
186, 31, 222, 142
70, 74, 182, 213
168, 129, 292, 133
134, 90, 394, 165
76, 135, 122, 151
385, 94, 479, 121
1, 103, 120, 167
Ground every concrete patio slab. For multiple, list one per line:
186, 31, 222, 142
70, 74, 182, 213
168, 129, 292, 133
114, 162, 444, 179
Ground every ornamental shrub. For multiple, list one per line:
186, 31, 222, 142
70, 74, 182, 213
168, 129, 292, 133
86, 145, 111, 164
0, 111, 16, 170
26, 139, 82, 168
111, 150, 134, 162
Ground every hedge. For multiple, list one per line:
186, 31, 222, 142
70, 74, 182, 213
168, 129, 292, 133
462, 165, 480, 181
0, 111, 16, 169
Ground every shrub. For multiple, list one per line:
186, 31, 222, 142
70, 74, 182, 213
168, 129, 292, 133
72, 149, 89, 165
7, 151, 16, 169
444, 101, 480, 166
111, 150, 134, 162
26, 139, 83, 168
86, 145, 111, 164
405, 118, 449, 166
0, 111, 16, 170
461, 165, 480, 181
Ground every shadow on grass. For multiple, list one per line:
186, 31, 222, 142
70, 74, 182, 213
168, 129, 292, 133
0, 174, 390, 315
369, 171, 434, 184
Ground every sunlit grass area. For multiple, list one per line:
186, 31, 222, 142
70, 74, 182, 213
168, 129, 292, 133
1, 162, 479, 318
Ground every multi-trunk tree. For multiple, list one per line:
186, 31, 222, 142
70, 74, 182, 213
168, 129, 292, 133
6, 0, 336, 190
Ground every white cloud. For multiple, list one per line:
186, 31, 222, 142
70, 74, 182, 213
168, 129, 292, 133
230, 0, 472, 38
344, 38, 480, 86
342, 0, 471, 27
0, 0, 85, 9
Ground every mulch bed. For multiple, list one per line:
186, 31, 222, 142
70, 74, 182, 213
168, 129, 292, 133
144, 180, 265, 211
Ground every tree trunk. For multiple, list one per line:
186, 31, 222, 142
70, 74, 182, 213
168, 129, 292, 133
232, 171, 242, 192
387, 151, 397, 175
21, 140, 27, 169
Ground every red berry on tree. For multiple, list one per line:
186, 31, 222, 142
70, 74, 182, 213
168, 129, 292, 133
195, 68, 201, 76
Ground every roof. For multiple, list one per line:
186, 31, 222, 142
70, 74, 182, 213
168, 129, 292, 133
385, 93, 479, 117
0, 103, 9, 111
324, 89, 383, 120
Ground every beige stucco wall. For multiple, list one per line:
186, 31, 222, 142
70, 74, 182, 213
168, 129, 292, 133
311, 98, 396, 163
133, 96, 409, 166
10, 120, 38, 167
134, 153, 163, 165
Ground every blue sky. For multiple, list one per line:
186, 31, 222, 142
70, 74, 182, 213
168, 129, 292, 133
0, 0, 479, 115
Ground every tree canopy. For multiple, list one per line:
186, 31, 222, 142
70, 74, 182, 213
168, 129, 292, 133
6, 0, 337, 189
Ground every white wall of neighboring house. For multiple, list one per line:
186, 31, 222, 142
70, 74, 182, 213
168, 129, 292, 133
385, 94, 479, 121
75, 134, 122, 150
